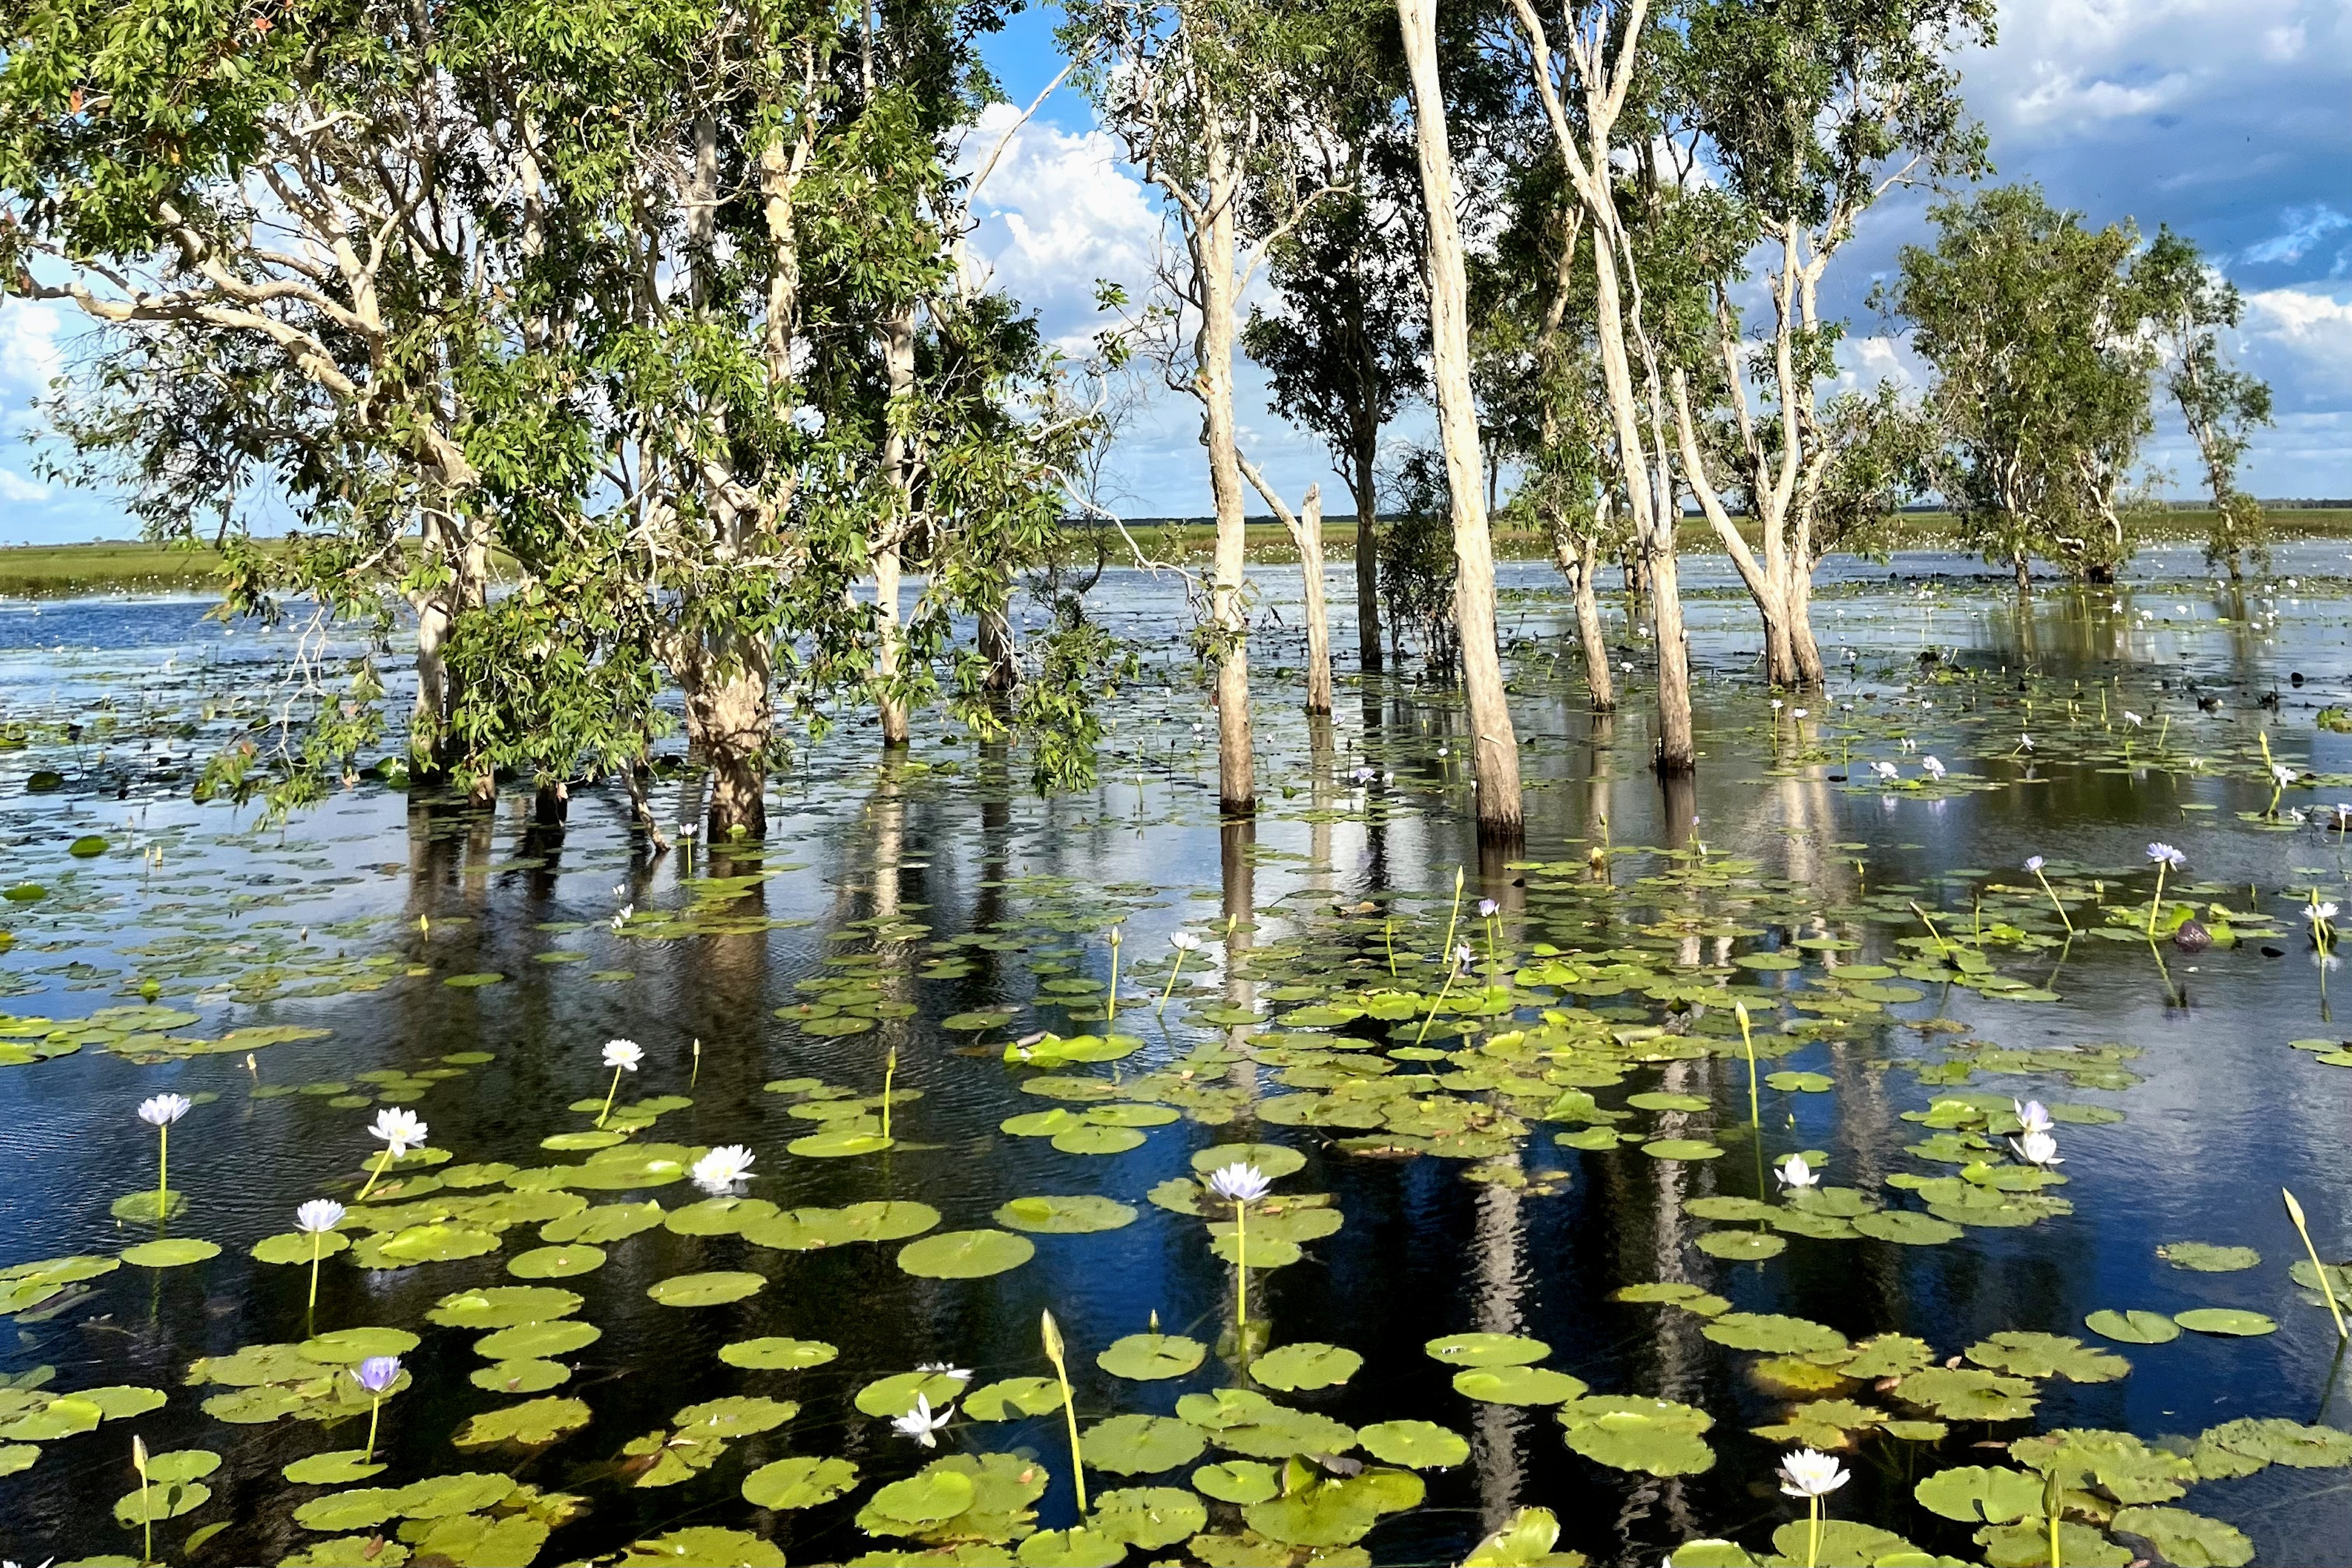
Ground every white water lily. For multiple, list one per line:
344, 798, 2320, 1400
1775, 1154, 1820, 1191
1169, 931, 1203, 952
2274, 763, 2299, 786
1921, 756, 1946, 781
2011, 1129, 2064, 1168
602, 1038, 644, 1071
138, 1093, 191, 1128
691, 1145, 755, 1192
1792, 707, 1808, 718
1204, 1162, 1272, 1205
893, 1393, 954, 1447
2307, 903, 2339, 925
2024, 854, 2045, 872
1453, 943, 1474, 968
1777, 1448, 1849, 1498
2146, 842, 2185, 869
368, 1107, 428, 1156
2013, 1100, 2054, 1135
1477, 899, 1499, 918
295, 1198, 346, 1234
1871, 761, 1898, 780
2123, 710, 2143, 726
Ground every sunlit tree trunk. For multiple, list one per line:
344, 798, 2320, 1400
873, 306, 916, 747
1398, 0, 1524, 839
1197, 117, 1257, 816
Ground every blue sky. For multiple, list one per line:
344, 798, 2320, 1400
3, 0, 2347, 543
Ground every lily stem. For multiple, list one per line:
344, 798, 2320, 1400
353, 1146, 394, 1204
2033, 868, 2075, 933
596, 1065, 624, 1128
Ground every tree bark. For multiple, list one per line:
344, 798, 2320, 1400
2014, 552, 2031, 596
1242, 459, 1332, 716
1196, 118, 1256, 817
1556, 521, 1615, 713
681, 654, 771, 840
1397, 0, 1523, 839
1350, 434, 1383, 673
873, 306, 916, 747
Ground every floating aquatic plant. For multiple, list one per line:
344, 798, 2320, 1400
595, 1039, 643, 1128
353, 1354, 399, 1464
891, 1392, 952, 1449
1159, 931, 1201, 1006
2146, 843, 2185, 937
136, 1093, 190, 1218
690, 1145, 755, 1195
1204, 1161, 1272, 1348
1779, 1446, 1848, 1568
353, 1107, 425, 1202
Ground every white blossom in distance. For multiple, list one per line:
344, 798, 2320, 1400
691, 1145, 755, 1193
1775, 1154, 1820, 1191
1204, 1163, 1272, 1205
2011, 1129, 2064, 1168
1169, 931, 1203, 952
137, 1093, 191, 1127
1921, 756, 1947, 781
892, 1393, 954, 1447
368, 1107, 428, 1157
1777, 1448, 1849, 1498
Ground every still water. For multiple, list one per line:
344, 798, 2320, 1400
1, 554, 2350, 1567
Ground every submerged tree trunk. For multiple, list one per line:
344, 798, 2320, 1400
1196, 120, 1256, 818
2014, 552, 2032, 596
679, 647, 772, 840
1351, 439, 1383, 674
873, 306, 916, 747
1398, 0, 1523, 840
1556, 524, 1615, 713
1243, 461, 1333, 717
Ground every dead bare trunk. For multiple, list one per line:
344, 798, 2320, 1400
1196, 120, 1256, 817
1242, 459, 1332, 716
1398, 0, 1523, 840
1560, 527, 1615, 712
1350, 439, 1383, 673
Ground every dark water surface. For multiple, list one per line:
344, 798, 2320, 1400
3, 559, 2351, 1567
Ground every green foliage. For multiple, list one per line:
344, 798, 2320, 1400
1378, 447, 1458, 665
2136, 227, 2274, 576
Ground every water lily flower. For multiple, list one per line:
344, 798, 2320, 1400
1792, 708, 1808, 718
138, 1093, 191, 1128
691, 1145, 755, 1193
2011, 1129, 2064, 1168
1770, 698, 1784, 711
1921, 756, 1946, 781
137, 1093, 192, 1218
1477, 899, 1499, 919
1871, 761, 1898, 781
296, 1198, 346, 1234
368, 1107, 427, 1157
2274, 763, 2299, 786
1778, 1448, 1849, 1498
2308, 903, 2339, 925
611, 904, 633, 930
2024, 855, 2044, 872
1161, 930, 1207, 1006
354, 1355, 401, 1464
1775, 1154, 1820, 1191
1204, 1163, 1272, 1205
1453, 943, 1474, 969
2147, 842, 2185, 869
916, 1362, 974, 1382
595, 1039, 643, 1128
2123, 710, 2143, 726
2013, 1100, 2053, 1135
893, 1393, 954, 1447
2018, 734, 2034, 752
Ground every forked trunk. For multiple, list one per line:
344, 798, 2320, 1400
1565, 531, 1615, 713
1398, 0, 1522, 841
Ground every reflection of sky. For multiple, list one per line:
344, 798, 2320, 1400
1, 582, 2350, 1562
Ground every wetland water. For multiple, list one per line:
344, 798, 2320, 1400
4, 554, 2352, 1567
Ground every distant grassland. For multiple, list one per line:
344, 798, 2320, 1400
6, 508, 2350, 597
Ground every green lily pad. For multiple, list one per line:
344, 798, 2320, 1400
282, 1450, 386, 1485
475, 1320, 600, 1360
426, 1286, 584, 1329
2158, 1242, 2260, 1272
1966, 1331, 2128, 1382
541, 1199, 667, 1245
896, 1229, 1035, 1280
646, 1270, 766, 1307
1558, 1395, 1715, 1476
1050, 1124, 1147, 1155
251, 1231, 353, 1265
744, 1200, 940, 1250
1914, 1464, 2045, 1523
963, 1376, 1068, 1420
2086, 1309, 2181, 1344
785, 1126, 892, 1158
657, 1197, 770, 1238
674, 1394, 797, 1439
2173, 1308, 2277, 1336
114, 1479, 211, 1526
1191, 1460, 1281, 1504
1082, 1412, 1206, 1474
299, 1328, 419, 1365
617, 1527, 786, 1566
119, 1238, 219, 1268
470, 1359, 570, 1393
741, 1454, 858, 1510
1097, 1333, 1207, 1381
1700, 1313, 1846, 1357
720, 1337, 839, 1371
854, 1370, 973, 1418
1425, 1332, 1550, 1367
1695, 1230, 1786, 1261
993, 1195, 1138, 1234
1852, 1210, 1964, 1245
2197, 1417, 2352, 1469
1356, 1419, 1469, 1469
1191, 1144, 1306, 1180
2110, 1507, 2254, 1567
1894, 1366, 2039, 1422
1090, 1486, 1207, 1550
507, 1245, 605, 1278
1453, 1365, 1588, 1406
1014, 1527, 1128, 1566
1250, 1341, 1362, 1392
451, 1395, 591, 1448
1640, 1139, 1725, 1160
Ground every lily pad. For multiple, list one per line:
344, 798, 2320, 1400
1700, 1313, 1845, 1357
1091, 1487, 1207, 1550
282, 1450, 386, 1485
646, 1270, 766, 1307
896, 1229, 1035, 1280
1453, 1365, 1588, 1406
1558, 1395, 1715, 1476
2157, 1242, 2260, 1272
119, 1238, 220, 1268
964, 1376, 1068, 1420
1640, 1138, 1725, 1161
1851, 1210, 1963, 1245
300, 1328, 420, 1365
2085, 1309, 2181, 1344
2173, 1308, 2277, 1336
1098, 1333, 1208, 1381
993, 1195, 1138, 1234
507, 1245, 606, 1278
1081, 1412, 1207, 1474
1425, 1332, 1550, 1367
1695, 1231, 1786, 1261
1966, 1331, 2129, 1382
2110, 1506, 2254, 1567
1914, 1464, 2045, 1523
1191, 1144, 1306, 1180
451, 1395, 591, 1448
1250, 1341, 1362, 1392
475, 1320, 600, 1360
1191, 1460, 1281, 1504
720, 1337, 838, 1371
1356, 1420, 1469, 1469
742, 1454, 858, 1510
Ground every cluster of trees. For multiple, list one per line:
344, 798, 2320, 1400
0, 0, 2274, 845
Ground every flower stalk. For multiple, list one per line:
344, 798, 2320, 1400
1736, 1001, 1758, 1129
2286, 1187, 2348, 1340
1041, 1310, 1087, 1515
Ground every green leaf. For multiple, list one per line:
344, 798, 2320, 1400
1356, 1419, 1469, 1469
1090, 1486, 1206, 1550
963, 1376, 1067, 1421
1453, 1365, 1589, 1406
1014, 1527, 1127, 1567
646, 1270, 766, 1306
1913, 1464, 2044, 1523
475, 1321, 599, 1360
1698, 1313, 1846, 1357
1558, 1395, 1714, 1476
2172, 1308, 2276, 1336
1096, 1333, 1207, 1381
1249, 1341, 1361, 1392
993, 1195, 1137, 1234
896, 1229, 1034, 1279
741, 1455, 857, 1510
426, 1286, 582, 1329
451, 1395, 590, 1448
719, 1337, 837, 1371
119, 1238, 219, 1268
1190, 1460, 1280, 1504
1425, 1332, 1550, 1367
1965, 1331, 2128, 1382
854, 1371, 973, 1418
1463, 1506, 1582, 1567
2084, 1308, 2180, 1344
1080, 1413, 1206, 1474
2110, 1507, 2254, 1568
2157, 1242, 2260, 1272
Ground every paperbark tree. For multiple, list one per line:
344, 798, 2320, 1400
1664, 0, 1991, 686
1395, 0, 1523, 838
1502, 0, 1694, 772
2137, 228, 2274, 579
1240, 459, 1333, 714
1888, 185, 2165, 591
1066, 0, 1334, 816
